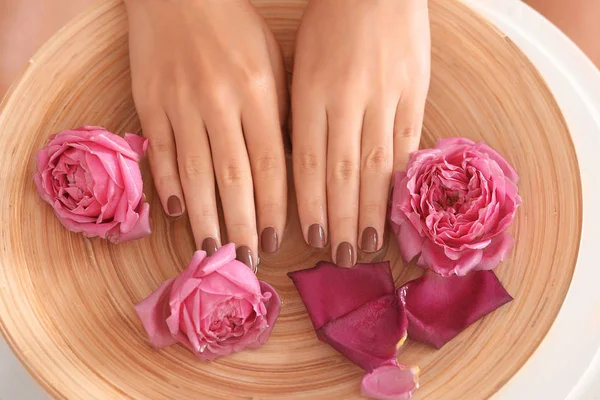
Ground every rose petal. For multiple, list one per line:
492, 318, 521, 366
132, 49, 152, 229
361, 363, 420, 400
473, 142, 519, 184
288, 262, 395, 332
124, 133, 148, 159
418, 241, 483, 276
391, 219, 424, 264
399, 270, 513, 349
134, 278, 178, 349
319, 295, 408, 372
476, 232, 515, 271
112, 201, 151, 243
256, 281, 281, 345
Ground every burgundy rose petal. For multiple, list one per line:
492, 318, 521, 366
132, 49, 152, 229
288, 262, 395, 332
399, 270, 513, 349
361, 363, 420, 400
318, 295, 408, 372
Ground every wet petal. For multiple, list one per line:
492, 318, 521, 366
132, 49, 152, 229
361, 363, 420, 400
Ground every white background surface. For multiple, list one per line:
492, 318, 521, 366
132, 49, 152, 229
2, 0, 600, 399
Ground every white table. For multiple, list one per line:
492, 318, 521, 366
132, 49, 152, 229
2, 0, 600, 398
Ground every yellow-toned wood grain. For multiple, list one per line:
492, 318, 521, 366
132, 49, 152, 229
0, 1, 582, 399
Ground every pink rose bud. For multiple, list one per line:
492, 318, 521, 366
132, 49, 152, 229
135, 244, 281, 360
390, 137, 521, 276
33, 126, 151, 243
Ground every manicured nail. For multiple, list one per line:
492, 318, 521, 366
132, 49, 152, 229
167, 195, 183, 216
336, 242, 354, 267
201, 237, 218, 256
261, 227, 279, 253
236, 246, 255, 272
361, 227, 378, 253
308, 224, 326, 248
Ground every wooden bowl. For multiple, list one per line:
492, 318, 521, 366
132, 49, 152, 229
0, 0, 582, 399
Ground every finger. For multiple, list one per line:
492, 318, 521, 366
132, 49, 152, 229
393, 89, 427, 172
138, 107, 185, 218
242, 86, 287, 255
359, 102, 394, 253
263, 23, 289, 129
291, 88, 328, 249
205, 109, 258, 271
326, 104, 363, 267
169, 112, 221, 255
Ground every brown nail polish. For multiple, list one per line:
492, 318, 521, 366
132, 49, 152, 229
167, 195, 183, 216
361, 227, 378, 253
201, 238, 218, 256
261, 227, 279, 253
236, 246, 255, 272
308, 224, 326, 248
336, 242, 354, 267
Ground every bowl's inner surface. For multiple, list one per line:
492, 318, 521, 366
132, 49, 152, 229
0, 0, 582, 399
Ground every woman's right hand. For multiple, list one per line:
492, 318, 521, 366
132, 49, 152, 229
125, 0, 288, 271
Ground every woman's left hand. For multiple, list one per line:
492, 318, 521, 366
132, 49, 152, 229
291, 0, 431, 266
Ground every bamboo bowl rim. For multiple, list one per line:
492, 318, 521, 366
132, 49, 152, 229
0, 0, 582, 399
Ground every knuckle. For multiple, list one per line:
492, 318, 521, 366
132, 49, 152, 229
148, 137, 173, 156
257, 202, 282, 218
334, 215, 356, 228
227, 222, 256, 238
245, 70, 275, 95
181, 155, 210, 181
394, 126, 420, 139
296, 152, 319, 174
157, 174, 179, 191
363, 146, 389, 172
330, 159, 358, 182
302, 197, 324, 211
362, 203, 381, 215
206, 83, 234, 111
255, 152, 280, 175
219, 162, 248, 187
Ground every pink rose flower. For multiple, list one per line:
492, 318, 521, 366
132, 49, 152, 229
135, 244, 281, 360
391, 138, 521, 276
33, 126, 151, 243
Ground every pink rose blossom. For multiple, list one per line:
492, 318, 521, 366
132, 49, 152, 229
33, 126, 150, 243
135, 244, 281, 360
391, 137, 521, 276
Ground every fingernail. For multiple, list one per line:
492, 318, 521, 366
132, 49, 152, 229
236, 246, 255, 272
336, 242, 354, 267
167, 195, 183, 216
261, 227, 279, 253
308, 224, 326, 248
361, 227, 378, 253
201, 237, 218, 256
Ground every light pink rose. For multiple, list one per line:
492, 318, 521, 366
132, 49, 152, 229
135, 244, 281, 360
390, 138, 521, 276
34, 126, 151, 243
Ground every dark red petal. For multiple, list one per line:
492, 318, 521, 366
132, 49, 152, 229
318, 295, 408, 372
361, 362, 420, 400
399, 270, 512, 349
288, 262, 395, 332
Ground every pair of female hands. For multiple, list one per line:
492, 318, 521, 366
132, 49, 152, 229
125, 0, 431, 270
